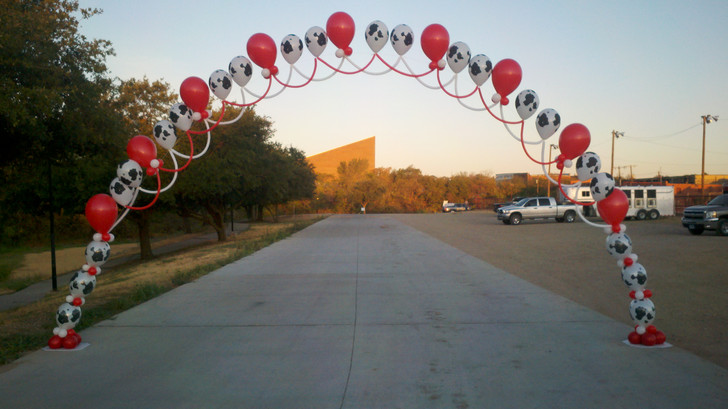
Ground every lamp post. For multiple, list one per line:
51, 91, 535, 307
610, 130, 624, 176
547, 144, 558, 197
701, 115, 719, 196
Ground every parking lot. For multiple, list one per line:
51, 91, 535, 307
391, 211, 728, 369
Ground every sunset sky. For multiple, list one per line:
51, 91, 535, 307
79, 0, 728, 179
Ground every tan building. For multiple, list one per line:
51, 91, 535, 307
307, 136, 375, 176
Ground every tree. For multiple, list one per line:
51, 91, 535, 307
0, 0, 123, 247
110, 77, 178, 259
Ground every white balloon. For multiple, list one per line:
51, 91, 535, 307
228, 56, 253, 87
535, 108, 561, 140
69, 270, 97, 297
468, 54, 492, 86
606, 232, 632, 259
280, 34, 303, 64
575, 152, 601, 181
208, 69, 233, 100
153, 120, 177, 151
56, 303, 81, 330
629, 298, 655, 326
169, 102, 193, 132
116, 159, 143, 188
85, 240, 111, 266
590, 172, 615, 201
365, 20, 389, 53
109, 177, 134, 206
390, 24, 414, 56
622, 263, 648, 291
515, 89, 539, 120
446, 41, 471, 73
305, 26, 327, 57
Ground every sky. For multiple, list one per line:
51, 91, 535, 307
78, 0, 728, 179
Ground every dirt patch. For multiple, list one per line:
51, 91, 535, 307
391, 211, 728, 369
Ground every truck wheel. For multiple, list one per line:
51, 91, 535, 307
636, 210, 647, 220
648, 209, 660, 220
502, 220, 511, 225
555, 217, 564, 223
688, 225, 704, 235
564, 211, 576, 223
718, 220, 728, 236
509, 213, 522, 225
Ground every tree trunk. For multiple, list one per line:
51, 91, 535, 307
204, 202, 227, 242
182, 216, 192, 234
134, 210, 154, 260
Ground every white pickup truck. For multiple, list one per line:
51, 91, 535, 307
496, 197, 579, 225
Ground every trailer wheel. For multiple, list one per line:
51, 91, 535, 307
636, 209, 647, 220
564, 211, 576, 223
648, 209, 660, 220
509, 213, 522, 225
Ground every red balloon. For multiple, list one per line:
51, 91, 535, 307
48, 335, 63, 349
85, 194, 118, 235
247, 33, 277, 69
558, 123, 591, 160
180, 77, 209, 113
420, 24, 450, 63
655, 331, 666, 344
127, 135, 157, 169
627, 331, 641, 345
597, 188, 628, 228
63, 335, 79, 349
326, 12, 355, 50
641, 333, 657, 346
491, 59, 522, 105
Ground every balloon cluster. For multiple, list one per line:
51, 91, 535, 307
48, 11, 665, 348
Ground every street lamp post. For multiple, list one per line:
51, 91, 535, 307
547, 144, 558, 197
610, 130, 624, 176
701, 115, 719, 196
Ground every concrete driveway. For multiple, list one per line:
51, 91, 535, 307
1, 215, 725, 408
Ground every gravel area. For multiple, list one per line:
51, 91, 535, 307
391, 211, 728, 369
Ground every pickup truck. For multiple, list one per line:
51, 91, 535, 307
496, 197, 579, 225
681, 193, 728, 235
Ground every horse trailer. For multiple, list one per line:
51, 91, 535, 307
560, 185, 675, 220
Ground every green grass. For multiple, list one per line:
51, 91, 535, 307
0, 217, 321, 366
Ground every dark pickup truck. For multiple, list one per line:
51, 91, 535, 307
681, 193, 728, 235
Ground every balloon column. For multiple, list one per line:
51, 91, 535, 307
47, 11, 666, 349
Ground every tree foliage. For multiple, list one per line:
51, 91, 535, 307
173, 107, 316, 240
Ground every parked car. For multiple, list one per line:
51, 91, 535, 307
496, 197, 578, 225
442, 203, 470, 213
681, 193, 728, 236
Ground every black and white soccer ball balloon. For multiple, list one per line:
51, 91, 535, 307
69, 270, 96, 297
515, 89, 539, 120
56, 302, 82, 330
280, 34, 303, 65
117, 159, 143, 188
629, 298, 655, 326
85, 240, 111, 267
622, 263, 648, 291
590, 172, 615, 201
109, 177, 134, 206
390, 24, 414, 56
446, 41, 471, 73
535, 108, 561, 140
305, 26, 327, 57
228, 56, 253, 87
169, 102, 193, 132
365, 20, 389, 53
606, 232, 632, 259
468, 54, 492, 87
153, 119, 177, 151
576, 152, 601, 181
208, 69, 233, 100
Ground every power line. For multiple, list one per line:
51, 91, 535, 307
622, 123, 701, 140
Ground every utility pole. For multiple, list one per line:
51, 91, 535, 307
611, 130, 624, 176
547, 144, 558, 197
701, 115, 719, 196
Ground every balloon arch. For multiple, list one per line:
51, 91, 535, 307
47, 12, 667, 350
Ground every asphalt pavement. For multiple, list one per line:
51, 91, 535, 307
0, 215, 726, 408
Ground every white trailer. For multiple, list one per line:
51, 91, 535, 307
560, 185, 675, 220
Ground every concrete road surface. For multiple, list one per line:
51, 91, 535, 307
1, 215, 726, 408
